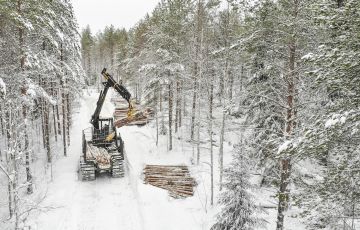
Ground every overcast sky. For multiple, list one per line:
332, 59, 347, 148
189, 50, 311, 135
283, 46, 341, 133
72, 0, 160, 33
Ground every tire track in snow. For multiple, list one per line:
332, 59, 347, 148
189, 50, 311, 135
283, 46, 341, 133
125, 149, 145, 230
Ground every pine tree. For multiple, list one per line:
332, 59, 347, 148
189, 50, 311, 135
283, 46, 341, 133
81, 25, 94, 84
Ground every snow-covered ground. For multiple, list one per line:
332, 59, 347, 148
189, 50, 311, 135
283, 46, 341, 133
23, 89, 306, 230
25, 89, 215, 230
26, 90, 142, 230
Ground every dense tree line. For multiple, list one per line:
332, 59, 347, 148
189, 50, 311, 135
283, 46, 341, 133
0, 0, 84, 228
81, 24, 128, 86
81, 0, 359, 229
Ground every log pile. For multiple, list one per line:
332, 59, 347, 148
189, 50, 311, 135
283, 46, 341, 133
143, 165, 197, 198
115, 107, 154, 128
112, 97, 154, 128
86, 143, 111, 169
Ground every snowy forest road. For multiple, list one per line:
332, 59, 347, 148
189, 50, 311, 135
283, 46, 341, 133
28, 89, 212, 230
29, 90, 144, 230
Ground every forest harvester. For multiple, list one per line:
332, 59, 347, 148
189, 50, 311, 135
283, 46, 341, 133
78, 68, 133, 181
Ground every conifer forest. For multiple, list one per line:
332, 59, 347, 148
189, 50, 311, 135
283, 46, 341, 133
0, 0, 360, 229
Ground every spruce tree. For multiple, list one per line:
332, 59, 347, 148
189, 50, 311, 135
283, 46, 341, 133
297, 0, 360, 228
212, 143, 263, 230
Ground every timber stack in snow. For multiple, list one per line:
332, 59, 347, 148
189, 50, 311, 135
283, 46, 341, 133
143, 165, 197, 198
111, 97, 154, 127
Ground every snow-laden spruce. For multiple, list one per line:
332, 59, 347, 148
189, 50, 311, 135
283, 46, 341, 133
212, 144, 264, 230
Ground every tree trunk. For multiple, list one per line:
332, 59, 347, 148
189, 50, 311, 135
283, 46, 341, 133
135, 82, 138, 103
6, 109, 13, 218
9, 108, 19, 229
52, 105, 57, 142
60, 43, 67, 156
66, 79, 71, 146
238, 66, 244, 110
18, 0, 33, 196
40, 95, 46, 149
219, 24, 230, 191
196, 89, 201, 165
175, 80, 180, 133
12, 151, 19, 230
209, 80, 214, 206
219, 2, 230, 101
6, 111, 10, 149
276, 1, 298, 229
2, 106, 9, 149
159, 87, 165, 135
190, 74, 197, 141
56, 102, 61, 136
156, 90, 159, 146
18, 0, 25, 72
0, 104, 4, 136
179, 81, 182, 128
228, 68, 234, 101
61, 82, 67, 156
51, 81, 57, 142
23, 106, 33, 194
219, 107, 225, 191
87, 50, 91, 80
190, 0, 203, 141
276, 158, 292, 230
44, 101, 51, 163
8, 179, 12, 218
168, 82, 173, 151
182, 85, 186, 118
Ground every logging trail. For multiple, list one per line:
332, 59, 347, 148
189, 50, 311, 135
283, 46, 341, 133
27, 89, 143, 230
27, 88, 214, 230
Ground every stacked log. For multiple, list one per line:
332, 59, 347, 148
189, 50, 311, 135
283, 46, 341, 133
86, 143, 111, 168
112, 97, 154, 127
114, 107, 154, 128
143, 165, 197, 198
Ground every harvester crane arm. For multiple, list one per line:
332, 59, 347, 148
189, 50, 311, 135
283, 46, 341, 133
90, 68, 132, 130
